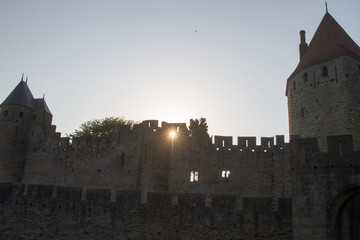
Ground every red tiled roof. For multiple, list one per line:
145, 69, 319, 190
286, 12, 360, 95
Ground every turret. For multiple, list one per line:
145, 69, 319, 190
286, 12, 360, 151
0, 76, 53, 182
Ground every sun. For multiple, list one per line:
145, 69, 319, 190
169, 131, 176, 138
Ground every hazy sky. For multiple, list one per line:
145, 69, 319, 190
1, 0, 359, 142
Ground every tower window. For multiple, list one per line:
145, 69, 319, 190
322, 66, 328, 77
19, 112, 24, 118
303, 72, 308, 83
3, 110, 8, 117
222, 170, 230, 182
293, 81, 296, 90
190, 171, 199, 182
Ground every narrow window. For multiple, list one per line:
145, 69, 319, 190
19, 112, 24, 118
322, 66, 328, 77
222, 170, 230, 182
121, 152, 125, 167
293, 81, 296, 90
190, 171, 199, 182
4, 110, 8, 117
245, 139, 249, 148
222, 140, 225, 147
268, 141, 271, 148
303, 72, 308, 83
176, 126, 180, 132
301, 108, 305, 118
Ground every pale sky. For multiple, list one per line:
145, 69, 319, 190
1, 0, 359, 143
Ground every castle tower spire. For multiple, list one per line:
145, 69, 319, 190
325, 1, 328, 13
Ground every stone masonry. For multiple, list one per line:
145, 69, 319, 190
1, 10, 360, 240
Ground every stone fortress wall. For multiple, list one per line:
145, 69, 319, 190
0, 182, 292, 240
0, 80, 293, 239
0, 132, 358, 239
290, 135, 360, 240
0, 102, 294, 239
18, 117, 291, 201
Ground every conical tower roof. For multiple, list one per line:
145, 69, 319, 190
296, 12, 360, 72
1, 80, 35, 109
286, 12, 360, 95
34, 98, 52, 114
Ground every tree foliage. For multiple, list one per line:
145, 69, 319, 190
68, 117, 136, 138
189, 117, 209, 138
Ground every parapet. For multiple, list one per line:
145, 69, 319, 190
214, 135, 287, 152
161, 121, 188, 135
42, 119, 289, 154
290, 134, 355, 155
290, 134, 359, 174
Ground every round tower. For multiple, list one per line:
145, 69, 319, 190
0, 78, 35, 182
286, 12, 360, 152
0, 76, 53, 183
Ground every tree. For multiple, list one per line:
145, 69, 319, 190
68, 117, 136, 138
189, 117, 209, 138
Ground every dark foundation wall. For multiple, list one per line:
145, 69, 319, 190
0, 183, 292, 240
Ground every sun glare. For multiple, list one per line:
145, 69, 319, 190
169, 131, 176, 138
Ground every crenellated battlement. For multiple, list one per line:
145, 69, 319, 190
290, 135, 360, 175
31, 119, 289, 156
213, 135, 285, 153
14, 118, 292, 199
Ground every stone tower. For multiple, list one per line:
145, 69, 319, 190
288, 12, 360, 240
0, 77, 52, 182
286, 12, 360, 152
